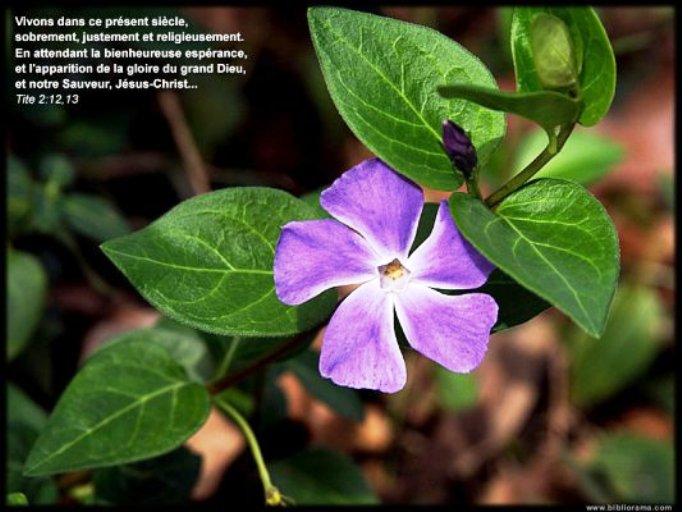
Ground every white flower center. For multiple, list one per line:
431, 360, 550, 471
378, 258, 411, 292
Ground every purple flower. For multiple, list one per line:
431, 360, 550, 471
442, 120, 478, 178
274, 159, 498, 393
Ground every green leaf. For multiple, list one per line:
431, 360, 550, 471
97, 327, 216, 385
568, 284, 664, 408
587, 433, 674, 503
283, 350, 365, 422
7, 249, 48, 361
7, 492, 29, 506
270, 448, 378, 505
308, 7, 505, 191
8, 383, 47, 433
7, 424, 58, 505
300, 188, 330, 219
101, 187, 337, 337
435, 366, 478, 412
215, 336, 292, 375
7, 156, 35, 236
529, 13, 578, 89
438, 85, 580, 136
450, 179, 619, 337
415, 206, 550, 331
657, 174, 674, 211
477, 269, 551, 332
6, 385, 58, 505
63, 193, 131, 242
39, 155, 75, 188
93, 446, 201, 505
511, 7, 616, 126
30, 182, 63, 234
513, 130, 623, 184
261, 368, 290, 430
643, 374, 674, 415
23, 339, 211, 476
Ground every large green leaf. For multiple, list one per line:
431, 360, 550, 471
513, 129, 623, 184
587, 433, 674, 503
63, 193, 131, 243
97, 327, 216, 385
308, 7, 505, 190
283, 350, 365, 422
101, 187, 337, 337
23, 339, 211, 476
7, 249, 48, 361
511, 7, 616, 126
568, 284, 664, 407
476, 269, 551, 332
93, 446, 201, 505
270, 448, 378, 505
450, 179, 619, 337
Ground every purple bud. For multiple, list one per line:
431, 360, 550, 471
442, 120, 478, 179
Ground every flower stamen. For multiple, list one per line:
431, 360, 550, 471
378, 258, 411, 291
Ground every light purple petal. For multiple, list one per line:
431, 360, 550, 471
274, 219, 379, 305
320, 158, 423, 261
395, 284, 498, 373
320, 280, 406, 393
408, 201, 495, 290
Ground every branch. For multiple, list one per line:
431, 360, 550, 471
485, 123, 575, 208
207, 325, 323, 396
157, 90, 211, 196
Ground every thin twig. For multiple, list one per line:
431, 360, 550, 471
157, 90, 211, 196
214, 396, 283, 506
207, 324, 323, 396
541, 342, 572, 463
485, 123, 575, 208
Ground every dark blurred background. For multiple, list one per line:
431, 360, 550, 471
6, 6, 675, 506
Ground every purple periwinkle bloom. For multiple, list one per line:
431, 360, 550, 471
442, 120, 478, 178
274, 159, 498, 393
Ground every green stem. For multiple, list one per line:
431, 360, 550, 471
465, 167, 482, 200
485, 123, 575, 208
207, 324, 320, 396
214, 396, 282, 506
211, 336, 241, 383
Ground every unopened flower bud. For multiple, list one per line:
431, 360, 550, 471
442, 120, 477, 179
530, 13, 578, 89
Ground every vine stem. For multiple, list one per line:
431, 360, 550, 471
485, 123, 575, 208
214, 396, 283, 506
206, 325, 320, 396
465, 167, 483, 200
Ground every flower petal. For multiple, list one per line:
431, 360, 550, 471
320, 280, 406, 393
320, 158, 423, 261
274, 219, 378, 305
395, 283, 498, 373
408, 201, 494, 290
